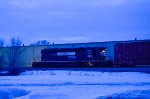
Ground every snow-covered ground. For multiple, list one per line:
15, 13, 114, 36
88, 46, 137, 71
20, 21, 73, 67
0, 70, 150, 99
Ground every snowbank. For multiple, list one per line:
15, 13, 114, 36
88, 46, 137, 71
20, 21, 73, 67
0, 88, 30, 99
0, 70, 150, 99
97, 89, 150, 99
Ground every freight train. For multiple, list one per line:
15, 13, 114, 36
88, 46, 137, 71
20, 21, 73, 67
32, 40, 150, 68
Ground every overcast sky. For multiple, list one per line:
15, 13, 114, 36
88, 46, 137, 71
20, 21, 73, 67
0, 0, 150, 45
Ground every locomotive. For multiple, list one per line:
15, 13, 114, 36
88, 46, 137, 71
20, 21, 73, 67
32, 47, 113, 68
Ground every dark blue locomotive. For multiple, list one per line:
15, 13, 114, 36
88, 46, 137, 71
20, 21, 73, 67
32, 47, 113, 68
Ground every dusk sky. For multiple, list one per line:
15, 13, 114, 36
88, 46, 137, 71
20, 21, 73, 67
0, 0, 150, 45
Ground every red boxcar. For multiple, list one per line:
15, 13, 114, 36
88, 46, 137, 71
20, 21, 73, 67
114, 41, 150, 67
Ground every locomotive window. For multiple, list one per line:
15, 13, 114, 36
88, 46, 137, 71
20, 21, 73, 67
100, 49, 106, 56
102, 49, 106, 53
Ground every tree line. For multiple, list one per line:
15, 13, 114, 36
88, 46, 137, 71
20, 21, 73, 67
0, 38, 51, 47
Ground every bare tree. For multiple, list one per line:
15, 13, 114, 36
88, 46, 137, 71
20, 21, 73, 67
0, 39, 5, 69
30, 40, 51, 46
0, 39, 4, 47
8, 37, 22, 75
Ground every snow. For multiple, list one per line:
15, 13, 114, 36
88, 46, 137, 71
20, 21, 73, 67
0, 88, 30, 99
0, 70, 150, 99
97, 89, 150, 99
0, 71, 9, 74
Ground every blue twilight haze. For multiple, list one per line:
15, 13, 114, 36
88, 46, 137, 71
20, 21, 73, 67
0, 0, 150, 45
